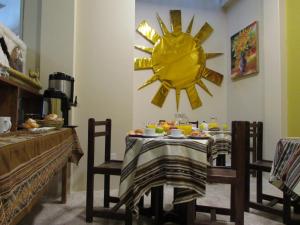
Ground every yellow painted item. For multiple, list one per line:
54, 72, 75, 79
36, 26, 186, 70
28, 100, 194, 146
134, 10, 224, 110
286, 1, 300, 136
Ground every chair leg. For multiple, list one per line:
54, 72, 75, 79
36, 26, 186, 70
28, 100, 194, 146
256, 170, 263, 203
86, 172, 94, 222
252, 150, 257, 178
283, 191, 291, 224
234, 182, 245, 225
244, 168, 250, 212
230, 184, 236, 222
104, 174, 110, 207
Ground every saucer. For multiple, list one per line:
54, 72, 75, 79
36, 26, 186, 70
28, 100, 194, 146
142, 133, 164, 138
167, 134, 185, 139
188, 135, 210, 139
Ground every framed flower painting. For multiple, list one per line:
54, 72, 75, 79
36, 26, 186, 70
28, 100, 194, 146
231, 21, 258, 79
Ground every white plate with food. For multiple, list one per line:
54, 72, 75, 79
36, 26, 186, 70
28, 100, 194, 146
167, 134, 186, 139
28, 127, 56, 133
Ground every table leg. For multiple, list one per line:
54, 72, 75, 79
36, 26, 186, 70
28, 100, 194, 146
174, 188, 196, 225
216, 154, 226, 166
152, 186, 164, 225
61, 163, 67, 204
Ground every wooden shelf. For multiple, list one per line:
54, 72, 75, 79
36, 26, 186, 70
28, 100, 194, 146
0, 77, 43, 131
0, 76, 40, 94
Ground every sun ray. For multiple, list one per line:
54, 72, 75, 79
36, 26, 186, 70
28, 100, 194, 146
134, 58, 153, 70
201, 67, 223, 86
186, 85, 202, 109
186, 16, 194, 34
156, 13, 169, 35
197, 79, 213, 96
137, 20, 161, 44
206, 53, 223, 59
194, 22, 213, 45
135, 45, 153, 54
176, 89, 181, 112
170, 10, 182, 33
151, 83, 170, 107
138, 75, 159, 90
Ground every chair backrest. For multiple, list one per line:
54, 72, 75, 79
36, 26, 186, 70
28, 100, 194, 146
88, 118, 112, 167
249, 121, 263, 161
189, 121, 199, 128
231, 121, 250, 177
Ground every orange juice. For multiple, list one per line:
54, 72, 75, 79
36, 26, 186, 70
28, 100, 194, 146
178, 124, 192, 135
146, 123, 156, 129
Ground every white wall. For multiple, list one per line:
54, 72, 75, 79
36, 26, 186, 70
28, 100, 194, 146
73, 0, 135, 191
38, 0, 77, 195
226, 0, 286, 159
226, 0, 264, 123
262, 0, 286, 159
23, 0, 41, 74
134, 0, 228, 128
40, 0, 76, 89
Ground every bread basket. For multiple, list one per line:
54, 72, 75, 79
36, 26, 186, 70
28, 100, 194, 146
37, 119, 64, 129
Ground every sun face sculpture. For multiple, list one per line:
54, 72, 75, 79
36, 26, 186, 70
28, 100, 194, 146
134, 10, 224, 110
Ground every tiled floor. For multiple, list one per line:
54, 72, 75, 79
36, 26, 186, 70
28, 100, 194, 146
19, 177, 287, 225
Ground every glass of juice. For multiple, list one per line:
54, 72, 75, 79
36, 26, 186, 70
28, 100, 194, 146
178, 124, 192, 135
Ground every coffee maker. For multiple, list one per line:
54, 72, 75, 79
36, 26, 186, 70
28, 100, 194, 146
43, 72, 77, 125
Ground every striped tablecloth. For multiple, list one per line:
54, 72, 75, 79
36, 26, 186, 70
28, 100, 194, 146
269, 138, 300, 200
208, 131, 231, 159
116, 136, 212, 212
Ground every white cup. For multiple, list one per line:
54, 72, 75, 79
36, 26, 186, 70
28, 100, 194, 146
144, 127, 155, 136
170, 129, 182, 137
0, 117, 12, 133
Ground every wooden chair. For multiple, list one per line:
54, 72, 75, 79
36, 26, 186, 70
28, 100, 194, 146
195, 121, 249, 225
189, 120, 199, 128
86, 118, 132, 224
245, 122, 300, 224
245, 122, 277, 214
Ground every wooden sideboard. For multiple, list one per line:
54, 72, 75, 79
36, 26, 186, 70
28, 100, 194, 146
0, 128, 83, 225
0, 77, 43, 131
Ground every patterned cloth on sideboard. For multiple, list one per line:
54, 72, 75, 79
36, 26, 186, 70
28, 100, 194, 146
0, 128, 83, 225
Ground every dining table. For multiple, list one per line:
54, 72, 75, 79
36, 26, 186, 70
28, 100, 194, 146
115, 130, 232, 224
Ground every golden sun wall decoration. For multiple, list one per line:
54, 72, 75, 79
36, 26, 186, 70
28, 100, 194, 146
134, 10, 224, 110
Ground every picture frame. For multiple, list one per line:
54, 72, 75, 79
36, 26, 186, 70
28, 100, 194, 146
0, 22, 26, 74
0, 0, 24, 38
231, 21, 258, 79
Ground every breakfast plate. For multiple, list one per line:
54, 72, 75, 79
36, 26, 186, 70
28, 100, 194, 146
167, 134, 186, 139
128, 133, 164, 138
142, 133, 164, 138
28, 127, 56, 133
188, 135, 211, 139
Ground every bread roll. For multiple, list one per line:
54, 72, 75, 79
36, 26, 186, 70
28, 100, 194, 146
134, 128, 144, 134
30, 123, 39, 128
26, 118, 36, 124
23, 118, 40, 129
45, 113, 58, 121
